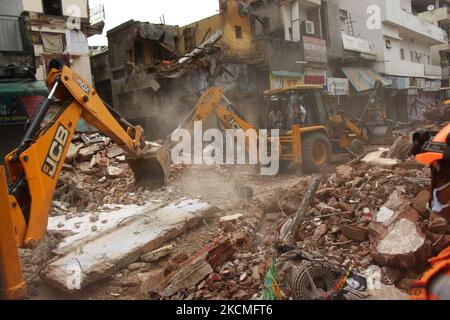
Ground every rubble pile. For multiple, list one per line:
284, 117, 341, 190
423, 104, 450, 123
136, 213, 269, 301
269, 154, 438, 297
135, 148, 441, 300
33, 132, 445, 300
53, 133, 147, 213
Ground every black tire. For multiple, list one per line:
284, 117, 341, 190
348, 139, 366, 157
302, 133, 332, 173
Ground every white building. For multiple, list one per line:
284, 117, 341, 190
332, 0, 447, 120
3, 0, 104, 83
416, 0, 450, 83
338, 0, 445, 81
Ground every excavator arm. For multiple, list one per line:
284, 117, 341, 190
0, 62, 169, 300
184, 87, 256, 132
329, 81, 393, 146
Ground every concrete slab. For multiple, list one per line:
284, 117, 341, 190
48, 201, 166, 254
42, 199, 216, 293
362, 148, 399, 169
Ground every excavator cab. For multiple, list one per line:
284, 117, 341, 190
263, 85, 330, 132
264, 85, 333, 173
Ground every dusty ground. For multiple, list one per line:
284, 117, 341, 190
23, 164, 308, 300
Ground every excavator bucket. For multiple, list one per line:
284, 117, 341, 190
367, 124, 394, 145
127, 142, 171, 188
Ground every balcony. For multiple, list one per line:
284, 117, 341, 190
255, 36, 327, 71
384, 1, 447, 45
379, 60, 425, 78
424, 64, 443, 79
299, 0, 321, 9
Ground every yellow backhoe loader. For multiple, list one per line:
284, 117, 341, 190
0, 61, 170, 300
172, 83, 393, 174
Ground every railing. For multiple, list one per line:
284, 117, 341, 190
89, 4, 105, 26
385, 2, 446, 43
0, 15, 23, 52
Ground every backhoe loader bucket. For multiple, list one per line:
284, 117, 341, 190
368, 124, 394, 145
127, 143, 171, 188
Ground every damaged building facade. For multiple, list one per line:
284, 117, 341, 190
97, 0, 267, 138
23, 0, 104, 83
91, 0, 448, 137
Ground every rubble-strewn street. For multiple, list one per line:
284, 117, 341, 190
15, 131, 445, 301
4, 0, 450, 304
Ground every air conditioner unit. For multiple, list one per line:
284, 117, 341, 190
305, 20, 315, 35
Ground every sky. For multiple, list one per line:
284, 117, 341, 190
88, 0, 220, 46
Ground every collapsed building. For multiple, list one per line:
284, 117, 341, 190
90, 0, 448, 137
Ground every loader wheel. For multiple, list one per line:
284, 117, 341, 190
302, 133, 332, 173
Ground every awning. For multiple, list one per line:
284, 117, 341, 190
341, 67, 392, 93
271, 70, 304, 78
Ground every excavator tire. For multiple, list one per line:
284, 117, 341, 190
302, 133, 332, 173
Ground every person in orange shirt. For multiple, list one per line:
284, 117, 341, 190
411, 124, 450, 300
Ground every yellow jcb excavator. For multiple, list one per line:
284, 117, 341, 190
172, 83, 393, 174
0, 61, 170, 300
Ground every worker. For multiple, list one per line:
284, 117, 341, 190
294, 95, 308, 125
268, 108, 285, 130
410, 123, 450, 300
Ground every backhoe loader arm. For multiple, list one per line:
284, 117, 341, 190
0, 63, 168, 300
182, 87, 256, 132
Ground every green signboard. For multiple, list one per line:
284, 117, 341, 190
0, 81, 48, 124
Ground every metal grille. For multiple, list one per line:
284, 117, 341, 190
0, 16, 23, 52
0, 124, 26, 166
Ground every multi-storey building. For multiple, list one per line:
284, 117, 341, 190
22, 0, 104, 83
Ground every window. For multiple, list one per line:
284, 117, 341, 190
385, 40, 392, 49
42, 0, 63, 16
400, 48, 405, 60
428, 55, 431, 65
410, 51, 414, 62
235, 26, 242, 39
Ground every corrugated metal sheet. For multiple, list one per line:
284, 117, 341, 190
0, 17, 23, 52
341, 67, 392, 93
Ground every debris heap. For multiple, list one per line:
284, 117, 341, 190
53, 133, 147, 213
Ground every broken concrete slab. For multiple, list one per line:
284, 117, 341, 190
139, 269, 165, 294
219, 214, 244, 224
388, 136, 413, 160
375, 206, 395, 224
367, 284, 409, 300
107, 165, 125, 177
42, 199, 218, 293
374, 218, 432, 269
141, 244, 174, 263
383, 190, 405, 211
48, 202, 166, 253
78, 143, 102, 160
67, 143, 82, 161
362, 148, 400, 169
106, 144, 125, 159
